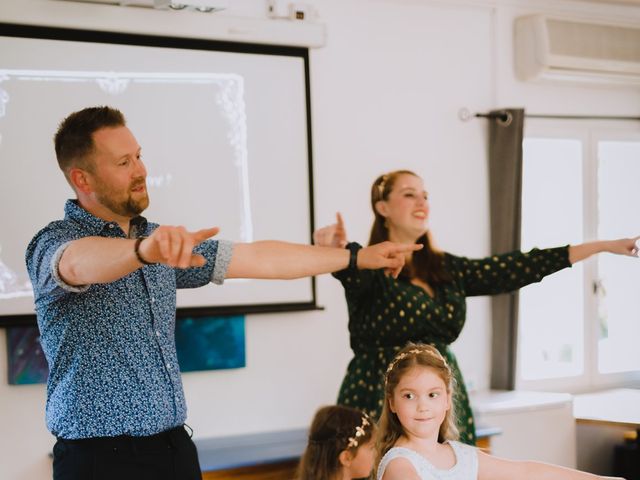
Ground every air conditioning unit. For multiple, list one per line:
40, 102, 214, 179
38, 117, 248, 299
515, 14, 640, 86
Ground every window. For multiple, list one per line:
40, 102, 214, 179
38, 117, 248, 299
597, 140, 640, 375
516, 120, 640, 392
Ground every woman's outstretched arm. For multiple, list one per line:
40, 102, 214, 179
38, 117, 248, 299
568, 237, 639, 264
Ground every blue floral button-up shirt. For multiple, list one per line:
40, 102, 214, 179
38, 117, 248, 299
25, 200, 233, 439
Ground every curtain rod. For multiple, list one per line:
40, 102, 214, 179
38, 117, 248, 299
474, 112, 640, 122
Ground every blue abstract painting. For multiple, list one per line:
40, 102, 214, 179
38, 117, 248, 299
6, 315, 245, 385
7, 326, 48, 385
175, 315, 245, 372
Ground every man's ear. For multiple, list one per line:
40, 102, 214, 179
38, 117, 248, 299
69, 168, 92, 195
338, 449, 353, 467
374, 200, 388, 218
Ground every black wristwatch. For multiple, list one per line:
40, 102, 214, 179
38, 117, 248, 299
134, 236, 155, 266
345, 242, 362, 271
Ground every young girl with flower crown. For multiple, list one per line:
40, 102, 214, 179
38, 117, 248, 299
297, 405, 377, 480
376, 343, 624, 480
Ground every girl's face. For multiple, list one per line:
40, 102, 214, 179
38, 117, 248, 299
376, 173, 429, 242
389, 366, 451, 441
346, 438, 376, 479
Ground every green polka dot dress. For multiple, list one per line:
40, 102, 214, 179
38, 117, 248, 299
334, 246, 571, 445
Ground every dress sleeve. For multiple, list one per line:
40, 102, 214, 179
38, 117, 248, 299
332, 266, 377, 299
447, 246, 571, 297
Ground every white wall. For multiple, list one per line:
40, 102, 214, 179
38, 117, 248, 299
1, 0, 640, 478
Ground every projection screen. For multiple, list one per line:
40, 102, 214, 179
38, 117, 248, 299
0, 24, 317, 326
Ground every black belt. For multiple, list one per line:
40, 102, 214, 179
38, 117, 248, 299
57, 425, 187, 451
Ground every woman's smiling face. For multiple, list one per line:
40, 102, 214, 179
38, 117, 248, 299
376, 173, 430, 242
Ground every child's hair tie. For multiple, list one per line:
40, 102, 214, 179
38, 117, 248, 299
377, 174, 389, 199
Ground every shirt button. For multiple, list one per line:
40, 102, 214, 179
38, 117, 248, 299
108, 224, 114, 229
156, 330, 161, 337
166, 363, 172, 369
151, 297, 155, 303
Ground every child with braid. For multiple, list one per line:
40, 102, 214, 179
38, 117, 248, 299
376, 343, 624, 480
297, 405, 376, 480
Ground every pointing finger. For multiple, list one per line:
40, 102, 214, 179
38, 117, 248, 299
387, 256, 404, 278
387, 242, 423, 254
157, 229, 170, 261
179, 236, 195, 269
400, 243, 423, 253
192, 227, 220, 244
169, 229, 184, 266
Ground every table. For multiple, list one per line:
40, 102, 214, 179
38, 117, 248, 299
573, 388, 640, 430
573, 388, 640, 476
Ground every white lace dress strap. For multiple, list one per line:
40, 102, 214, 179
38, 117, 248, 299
377, 441, 478, 480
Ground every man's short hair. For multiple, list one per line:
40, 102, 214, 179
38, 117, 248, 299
54, 106, 126, 177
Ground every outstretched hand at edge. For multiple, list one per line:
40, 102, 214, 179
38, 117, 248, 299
610, 236, 640, 257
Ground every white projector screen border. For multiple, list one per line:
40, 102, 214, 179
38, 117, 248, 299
0, 23, 319, 327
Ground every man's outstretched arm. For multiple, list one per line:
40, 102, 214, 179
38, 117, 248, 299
226, 240, 421, 280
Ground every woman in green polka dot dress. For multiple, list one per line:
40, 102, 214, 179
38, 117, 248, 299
314, 170, 639, 446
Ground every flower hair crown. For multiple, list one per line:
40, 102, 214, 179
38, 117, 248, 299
347, 413, 371, 449
384, 345, 447, 384
308, 412, 372, 450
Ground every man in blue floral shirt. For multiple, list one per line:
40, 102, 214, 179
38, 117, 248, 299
26, 106, 420, 480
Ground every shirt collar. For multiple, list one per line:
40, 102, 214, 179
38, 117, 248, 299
64, 199, 149, 237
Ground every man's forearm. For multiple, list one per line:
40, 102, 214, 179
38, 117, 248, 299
226, 241, 349, 279
58, 237, 142, 286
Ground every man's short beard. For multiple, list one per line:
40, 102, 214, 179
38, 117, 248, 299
98, 192, 149, 218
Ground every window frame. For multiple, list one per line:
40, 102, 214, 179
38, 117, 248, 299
516, 119, 640, 393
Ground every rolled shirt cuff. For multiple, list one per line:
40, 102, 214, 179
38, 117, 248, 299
211, 240, 234, 285
51, 241, 91, 293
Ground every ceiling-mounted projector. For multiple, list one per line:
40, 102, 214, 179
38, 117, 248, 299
153, 0, 228, 11
54, 0, 228, 12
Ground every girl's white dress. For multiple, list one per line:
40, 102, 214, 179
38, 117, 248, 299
377, 441, 478, 480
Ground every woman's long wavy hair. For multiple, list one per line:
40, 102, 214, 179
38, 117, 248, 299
369, 170, 451, 285
297, 405, 375, 480
375, 343, 459, 476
